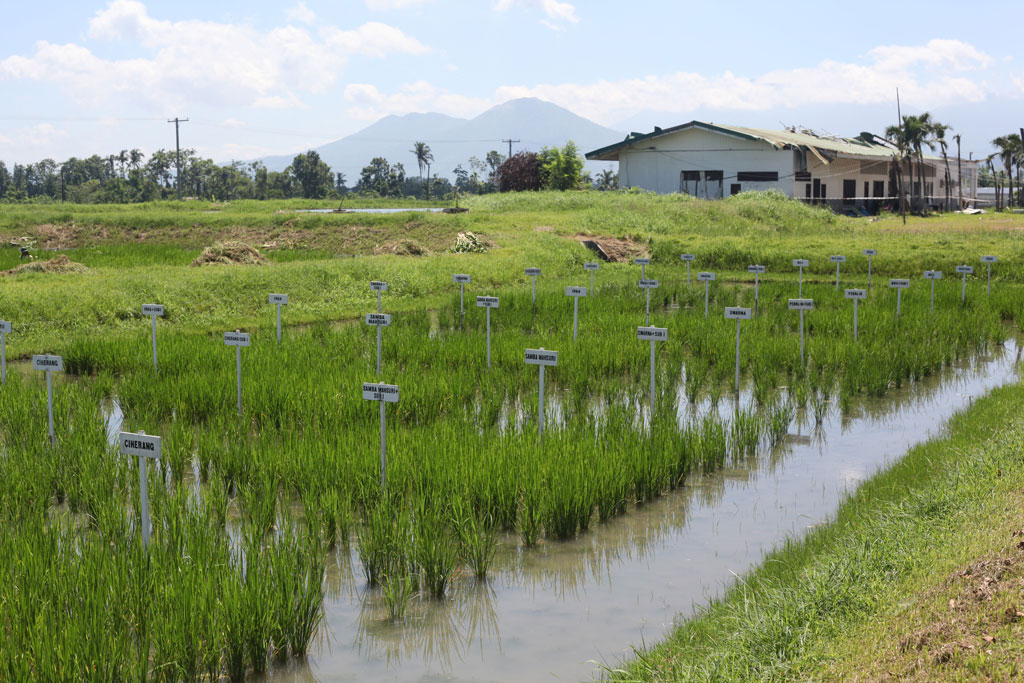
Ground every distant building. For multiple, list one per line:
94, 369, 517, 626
585, 121, 979, 213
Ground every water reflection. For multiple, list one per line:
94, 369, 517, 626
297, 339, 1020, 682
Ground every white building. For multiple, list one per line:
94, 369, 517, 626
586, 121, 978, 213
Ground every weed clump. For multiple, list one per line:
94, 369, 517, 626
2, 254, 91, 276
449, 231, 489, 254
190, 241, 267, 267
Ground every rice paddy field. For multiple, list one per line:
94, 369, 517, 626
1, 192, 1023, 680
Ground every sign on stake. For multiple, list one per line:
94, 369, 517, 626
584, 262, 599, 296
525, 268, 541, 313
142, 304, 164, 371
476, 296, 499, 369
680, 254, 695, 286
370, 281, 387, 314
224, 331, 250, 415
924, 270, 943, 314
268, 294, 287, 344
830, 255, 846, 291
525, 348, 558, 436
118, 430, 161, 549
0, 320, 10, 385
33, 354, 63, 446
981, 256, 997, 296
697, 272, 716, 318
365, 313, 392, 375
956, 265, 973, 302
724, 308, 752, 392
638, 278, 659, 325
889, 279, 910, 318
863, 249, 877, 288
747, 265, 766, 315
565, 286, 587, 341
453, 274, 471, 330
845, 289, 866, 341
788, 299, 814, 365
638, 326, 668, 412
362, 382, 399, 490
793, 259, 809, 296
634, 257, 651, 279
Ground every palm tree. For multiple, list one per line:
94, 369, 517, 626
991, 134, 1022, 209
930, 122, 952, 211
884, 120, 913, 216
411, 142, 432, 197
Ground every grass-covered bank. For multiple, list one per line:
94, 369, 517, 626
606, 376, 1024, 681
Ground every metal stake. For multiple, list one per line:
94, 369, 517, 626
645, 288, 651, 325
704, 281, 710, 318
1, 331, 6, 385
538, 361, 545, 437
151, 315, 158, 370
276, 303, 282, 344
573, 296, 579, 341
835, 262, 841, 291
486, 307, 491, 369
799, 310, 805, 365
853, 299, 859, 341
649, 339, 656, 412
380, 399, 387, 490
930, 280, 936, 315
734, 319, 742, 393
46, 370, 54, 446
459, 283, 465, 330
896, 288, 902, 319
235, 333, 242, 416
376, 326, 382, 375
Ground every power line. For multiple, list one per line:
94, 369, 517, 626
502, 138, 520, 158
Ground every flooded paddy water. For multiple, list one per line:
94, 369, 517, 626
259, 339, 1022, 682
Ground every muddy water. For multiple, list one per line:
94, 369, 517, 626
273, 339, 1020, 683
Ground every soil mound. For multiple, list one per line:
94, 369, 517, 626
190, 241, 267, 267
373, 239, 428, 256
571, 234, 647, 262
3, 254, 91, 276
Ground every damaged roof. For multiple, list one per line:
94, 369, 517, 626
585, 120, 938, 163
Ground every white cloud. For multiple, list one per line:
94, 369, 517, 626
0, 0, 430, 111
349, 39, 996, 126
366, 0, 433, 9
344, 80, 492, 120
495, 0, 578, 24
286, 1, 315, 24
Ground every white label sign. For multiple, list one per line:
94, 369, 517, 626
525, 349, 558, 366
637, 326, 668, 341
680, 254, 695, 262
844, 289, 867, 300
119, 432, 161, 459
525, 268, 541, 276
476, 296, 500, 308
565, 286, 587, 297
724, 307, 752, 320
370, 281, 388, 292
453, 274, 471, 283
747, 265, 766, 273
584, 262, 599, 270
32, 354, 63, 372
793, 259, 809, 267
638, 279, 659, 289
362, 382, 400, 402
863, 249, 878, 256
365, 313, 392, 326
142, 304, 164, 316
924, 270, 943, 280
697, 272, 716, 282
788, 298, 814, 310
224, 332, 251, 347
889, 279, 910, 288
0, 321, 11, 333
982, 255, 998, 263
830, 255, 846, 263
269, 294, 288, 305
956, 265, 974, 274
634, 258, 651, 265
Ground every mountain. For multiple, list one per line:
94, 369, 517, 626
256, 98, 624, 183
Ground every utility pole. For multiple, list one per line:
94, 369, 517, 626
896, 89, 905, 225
502, 138, 519, 159
955, 134, 962, 210
167, 117, 189, 201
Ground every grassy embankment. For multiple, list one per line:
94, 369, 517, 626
1, 191, 1023, 356
607, 378, 1024, 682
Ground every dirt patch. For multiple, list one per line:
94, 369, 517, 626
2, 254, 91, 276
373, 239, 429, 256
27, 223, 86, 250
190, 241, 267, 267
569, 234, 647, 262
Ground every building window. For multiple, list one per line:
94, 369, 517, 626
736, 171, 779, 182
705, 171, 724, 198
805, 183, 811, 200
730, 184, 742, 195
843, 179, 856, 205
680, 170, 700, 195
795, 171, 811, 182
873, 181, 885, 198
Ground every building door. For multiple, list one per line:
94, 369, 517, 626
842, 179, 856, 205
812, 178, 821, 204
730, 184, 741, 196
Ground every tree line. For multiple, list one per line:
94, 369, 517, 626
0, 139, 614, 204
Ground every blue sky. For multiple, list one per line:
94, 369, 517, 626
1, 0, 1022, 166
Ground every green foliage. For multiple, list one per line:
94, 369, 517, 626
538, 140, 584, 191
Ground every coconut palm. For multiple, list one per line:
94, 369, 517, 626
930, 122, 952, 211
411, 142, 433, 197
991, 134, 1022, 209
